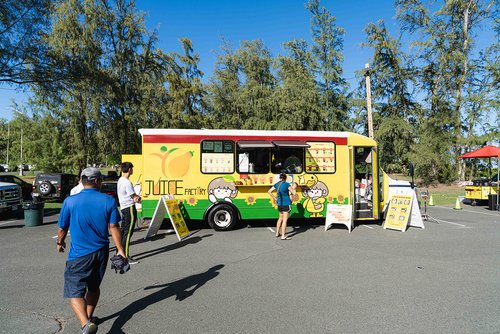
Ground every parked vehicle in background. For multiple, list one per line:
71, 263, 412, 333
32, 173, 78, 201
104, 170, 120, 181
0, 165, 5, 172
0, 181, 22, 216
100, 180, 118, 204
0, 175, 33, 200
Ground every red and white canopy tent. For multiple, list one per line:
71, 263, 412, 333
459, 145, 500, 209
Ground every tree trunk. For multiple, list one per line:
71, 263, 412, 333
455, 0, 474, 181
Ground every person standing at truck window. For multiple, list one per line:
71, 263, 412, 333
117, 162, 141, 264
57, 167, 125, 334
268, 173, 296, 240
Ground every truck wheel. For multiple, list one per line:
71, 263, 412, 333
207, 204, 238, 231
137, 218, 151, 229
39, 182, 53, 196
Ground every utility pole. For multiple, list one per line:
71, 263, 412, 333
364, 63, 374, 139
6, 122, 10, 167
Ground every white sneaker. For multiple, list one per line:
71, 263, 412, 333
127, 256, 139, 265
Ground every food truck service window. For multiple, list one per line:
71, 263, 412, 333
201, 140, 235, 174
271, 141, 310, 174
236, 141, 273, 174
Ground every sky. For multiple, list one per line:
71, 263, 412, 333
0, 0, 495, 120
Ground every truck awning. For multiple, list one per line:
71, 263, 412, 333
237, 140, 275, 148
272, 140, 310, 148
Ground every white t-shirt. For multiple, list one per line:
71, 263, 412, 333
70, 182, 84, 196
117, 176, 136, 209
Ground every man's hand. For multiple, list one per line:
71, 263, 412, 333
109, 223, 126, 258
57, 241, 66, 253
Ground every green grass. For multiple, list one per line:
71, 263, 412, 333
43, 202, 63, 209
389, 174, 465, 206
426, 187, 464, 206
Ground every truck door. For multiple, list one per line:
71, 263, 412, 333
353, 147, 379, 219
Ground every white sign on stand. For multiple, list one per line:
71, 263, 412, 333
325, 204, 353, 233
144, 195, 168, 239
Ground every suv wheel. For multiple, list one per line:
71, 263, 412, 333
39, 181, 53, 196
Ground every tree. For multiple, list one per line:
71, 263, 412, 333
396, 0, 496, 182
164, 38, 206, 129
305, 0, 349, 130
206, 39, 242, 129
272, 39, 324, 130
362, 20, 419, 173
30, 0, 105, 170
98, 0, 167, 158
28, 0, 170, 168
235, 40, 277, 129
0, 0, 52, 85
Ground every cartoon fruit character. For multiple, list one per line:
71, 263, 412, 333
168, 151, 194, 177
150, 146, 178, 178
299, 174, 318, 188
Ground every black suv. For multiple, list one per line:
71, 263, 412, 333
33, 173, 78, 200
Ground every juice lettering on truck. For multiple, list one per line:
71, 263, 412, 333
124, 129, 393, 231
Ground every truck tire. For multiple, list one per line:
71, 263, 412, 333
137, 218, 151, 229
207, 203, 238, 231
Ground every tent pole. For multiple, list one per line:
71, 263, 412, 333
497, 157, 499, 211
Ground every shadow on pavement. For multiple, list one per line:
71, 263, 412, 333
100, 264, 224, 333
0, 224, 24, 230
133, 233, 213, 261
286, 223, 321, 238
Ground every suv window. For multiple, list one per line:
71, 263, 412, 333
37, 174, 61, 183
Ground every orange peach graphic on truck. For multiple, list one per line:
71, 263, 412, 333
169, 150, 194, 177
150, 146, 178, 178
150, 146, 194, 178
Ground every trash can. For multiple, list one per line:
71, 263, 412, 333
488, 194, 498, 211
23, 201, 45, 227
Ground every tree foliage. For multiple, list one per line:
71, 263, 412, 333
0, 0, 52, 84
306, 0, 349, 130
395, 0, 497, 182
0, 0, 497, 184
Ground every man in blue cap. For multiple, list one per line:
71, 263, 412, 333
57, 167, 126, 334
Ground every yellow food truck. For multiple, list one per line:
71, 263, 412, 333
125, 129, 393, 230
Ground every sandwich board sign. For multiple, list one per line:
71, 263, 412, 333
325, 204, 353, 233
383, 194, 413, 232
385, 179, 424, 229
145, 195, 190, 240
